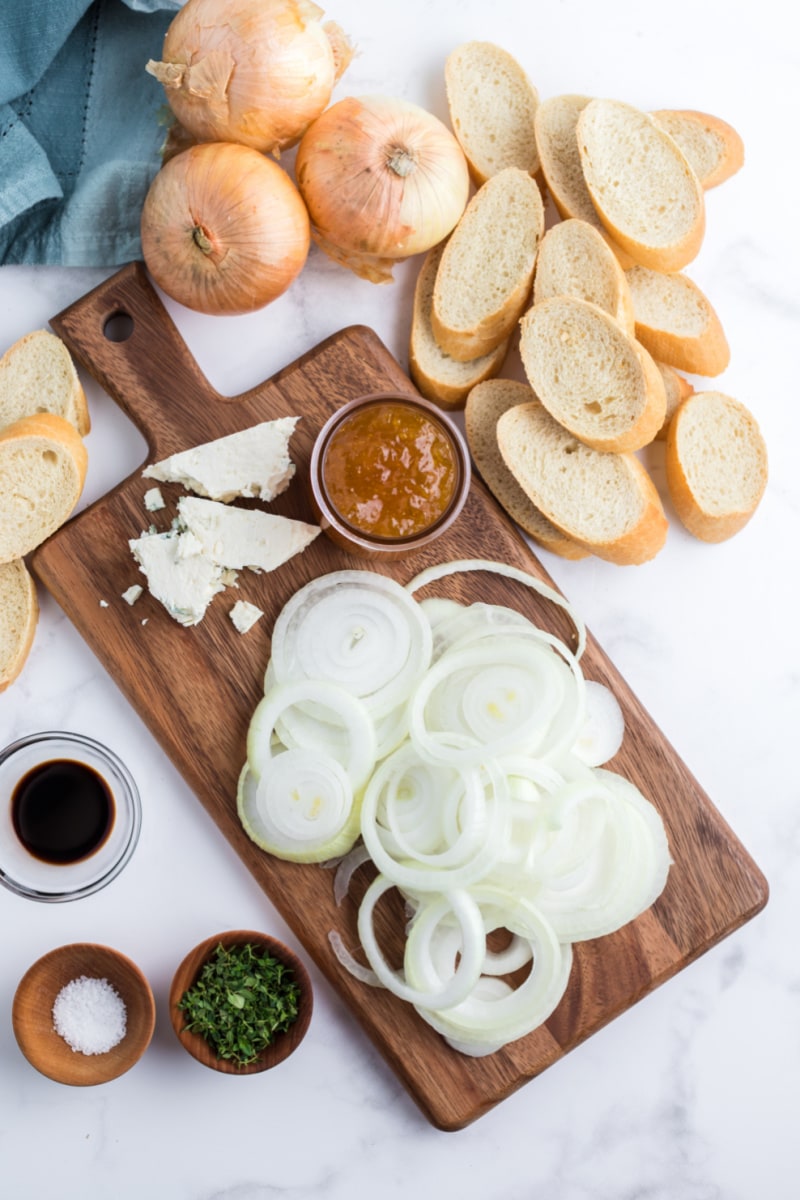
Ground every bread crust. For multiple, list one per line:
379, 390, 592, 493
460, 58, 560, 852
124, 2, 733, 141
654, 362, 694, 440
651, 109, 744, 191
533, 218, 636, 335
431, 168, 543, 362
534, 95, 637, 269
626, 267, 730, 377
409, 243, 509, 410
519, 296, 667, 453
496, 401, 668, 565
0, 329, 90, 436
464, 380, 589, 559
665, 391, 767, 542
577, 99, 706, 272
0, 558, 39, 692
445, 41, 540, 186
0, 412, 89, 564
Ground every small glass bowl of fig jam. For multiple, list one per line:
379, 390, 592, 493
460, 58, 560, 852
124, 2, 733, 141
309, 392, 471, 560
0, 732, 141, 902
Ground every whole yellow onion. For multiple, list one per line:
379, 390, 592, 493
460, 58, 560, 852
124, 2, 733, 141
295, 95, 471, 283
140, 142, 310, 315
146, 0, 352, 156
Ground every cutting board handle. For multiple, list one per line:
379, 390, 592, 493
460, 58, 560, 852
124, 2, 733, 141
49, 262, 222, 457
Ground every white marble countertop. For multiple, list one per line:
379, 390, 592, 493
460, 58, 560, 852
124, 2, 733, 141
1, 1, 798, 1196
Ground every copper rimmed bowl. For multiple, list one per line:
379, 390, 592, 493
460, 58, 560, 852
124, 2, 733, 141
309, 391, 471, 560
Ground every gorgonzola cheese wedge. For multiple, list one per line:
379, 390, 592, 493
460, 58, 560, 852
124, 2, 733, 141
142, 417, 298, 503
176, 496, 319, 573
129, 530, 226, 627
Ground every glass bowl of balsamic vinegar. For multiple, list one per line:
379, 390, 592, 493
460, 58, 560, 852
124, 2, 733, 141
0, 732, 142, 902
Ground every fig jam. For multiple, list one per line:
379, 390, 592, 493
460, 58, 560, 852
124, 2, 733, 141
321, 401, 459, 540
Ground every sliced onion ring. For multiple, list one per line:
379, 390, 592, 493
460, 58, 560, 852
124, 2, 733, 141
404, 558, 586, 659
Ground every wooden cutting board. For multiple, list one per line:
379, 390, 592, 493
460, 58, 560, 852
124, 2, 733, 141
31, 263, 768, 1130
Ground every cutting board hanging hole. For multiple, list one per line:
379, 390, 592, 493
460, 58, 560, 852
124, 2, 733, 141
103, 312, 134, 343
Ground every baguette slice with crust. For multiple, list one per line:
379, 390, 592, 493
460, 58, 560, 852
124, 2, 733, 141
534, 95, 635, 268
445, 41, 540, 185
0, 413, 88, 564
577, 98, 706, 272
655, 362, 694, 440
519, 296, 666, 453
626, 265, 730, 376
465, 379, 588, 560
0, 558, 39, 692
431, 167, 544, 362
409, 242, 509, 410
497, 400, 668, 565
651, 109, 744, 190
533, 218, 635, 335
0, 329, 90, 436
665, 391, 767, 542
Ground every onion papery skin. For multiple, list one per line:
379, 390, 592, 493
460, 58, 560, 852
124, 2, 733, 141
140, 142, 310, 315
147, 0, 342, 154
295, 95, 470, 281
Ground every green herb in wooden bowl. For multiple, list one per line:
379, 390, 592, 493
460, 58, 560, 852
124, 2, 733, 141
169, 931, 313, 1074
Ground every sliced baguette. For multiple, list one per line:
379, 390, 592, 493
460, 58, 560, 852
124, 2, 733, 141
497, 400, 668, 565
651, 109, 744, 190
626, 265, 730, 376
655, 362, 694, 440
534, 95, 635, 268
533, 218, 635, 335
519, 296, 666, 453
665, 391, 767, 542
576, 98, 706, 272
0, 558, 39, 692
0, 329, 90, 436
0, 413, 88, 564
409, 242, 509, 410
431, 167, 544, 361
464, 379, 589, 560
445, 42, 540, 185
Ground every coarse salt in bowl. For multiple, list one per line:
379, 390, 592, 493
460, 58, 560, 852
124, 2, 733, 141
12, 942, 155, 1086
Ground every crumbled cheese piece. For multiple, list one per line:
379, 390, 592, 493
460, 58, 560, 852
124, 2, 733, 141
229, 600, 264, 634
142, 417, 299, 503
99, 599, 109, 608
221, 569, 240, 588
143, 487, 165, 512
122, 584, 143, 606
177, 495, 320, 573
176, 529, 205, 560
129, 529, 226, 627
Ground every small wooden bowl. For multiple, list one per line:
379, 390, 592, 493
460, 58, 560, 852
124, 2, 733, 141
12, 943, 155, 1086
169, 930, 313, 1074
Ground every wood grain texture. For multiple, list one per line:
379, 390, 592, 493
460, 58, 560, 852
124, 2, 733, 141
31, 263, 768, 1129
168, 931, 314, 1074
12, 942, 155, 1086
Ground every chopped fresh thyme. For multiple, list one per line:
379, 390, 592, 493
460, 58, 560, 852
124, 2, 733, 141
178, 942, 301, 1067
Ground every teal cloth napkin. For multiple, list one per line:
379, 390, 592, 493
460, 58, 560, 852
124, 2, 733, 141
0, 0, 181, 266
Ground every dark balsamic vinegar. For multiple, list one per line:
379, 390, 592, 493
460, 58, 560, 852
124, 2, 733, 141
11, 759, 114, 865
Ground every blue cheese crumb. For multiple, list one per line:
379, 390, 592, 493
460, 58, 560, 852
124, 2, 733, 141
143, 487, 166, 512
229, 600, 264, 634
